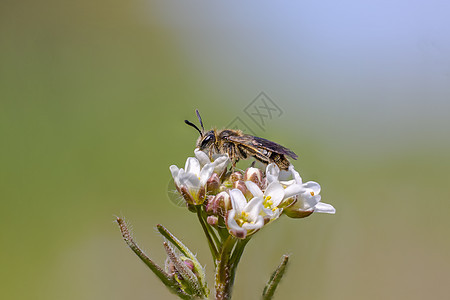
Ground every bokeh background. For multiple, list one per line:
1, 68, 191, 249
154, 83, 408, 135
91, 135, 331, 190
1, 1, 450, 299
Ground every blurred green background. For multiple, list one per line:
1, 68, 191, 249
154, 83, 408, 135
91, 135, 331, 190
1, 1, 450, 299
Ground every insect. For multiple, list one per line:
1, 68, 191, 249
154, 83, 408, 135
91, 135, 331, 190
185, 110, 298, 170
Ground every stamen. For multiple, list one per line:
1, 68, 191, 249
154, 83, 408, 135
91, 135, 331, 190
310, 191, 315, 196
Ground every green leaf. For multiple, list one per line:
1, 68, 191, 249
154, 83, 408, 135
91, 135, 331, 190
157, 224, 209, 298
262, 255, 290, 300
163, 242, 204, 297
116, 218, 191, 300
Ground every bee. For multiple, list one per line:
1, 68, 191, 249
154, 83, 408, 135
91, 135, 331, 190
185, 110, 298, 170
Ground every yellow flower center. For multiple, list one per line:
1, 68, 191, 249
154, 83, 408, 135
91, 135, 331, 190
236, 211, 254, 227
263, 195, 278, 212
310, 191, 315, 196
263, 195, 273, 206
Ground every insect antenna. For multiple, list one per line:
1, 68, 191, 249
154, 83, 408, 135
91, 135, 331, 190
184, 120, 203, 136
195, 109, 205, 132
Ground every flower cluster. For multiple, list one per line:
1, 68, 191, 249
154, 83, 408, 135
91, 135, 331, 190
170, 150, 335, 239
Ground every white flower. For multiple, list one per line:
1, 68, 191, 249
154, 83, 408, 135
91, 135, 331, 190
271, 165, 336, 218
170, 156, 214, 205
264, 164, 304, 206
227, 189, 264, 239
245, 180, 287, 220
194, 149, 230, 175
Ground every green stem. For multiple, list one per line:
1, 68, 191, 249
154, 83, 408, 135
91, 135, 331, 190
196, 206, 218, 260
215, 236, 237, 300
230, 238, 249, 265
228, 238, 249, 288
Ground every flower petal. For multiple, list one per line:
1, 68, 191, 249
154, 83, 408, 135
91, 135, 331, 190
265, 208, 282, 221
302, 193, 321, 210
185, 157, 201, 176
212, 155, 230, 174
314, 202, 336, 214
199, 163, 214, 186
283, 183, 304, 199
179, 172, 201, 190
194, 149, 210, 166
304, 181, 321, 195
289, 166, 303, 185
278, 169, 292, 181
245, 181, 264, 198
229, 189, 247, 215
266, 163, 280, 184
265, 182, 285, 207
169, 165, 180, 180
227, 211, 247, 239
242, 215, 264, 231
244, 197, 264, 220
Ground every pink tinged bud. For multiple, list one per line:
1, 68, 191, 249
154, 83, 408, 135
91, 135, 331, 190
234, 180, 246, 195
216, 191, 231, 212
207, 173, 220, 193
244, 167, 264, 188
207, 215, 218, 226
221, 194, 231, 212
205, 195, 215, 214
234, 180, 255, 199
230, 171, 243, 183
206, 192, 231, 215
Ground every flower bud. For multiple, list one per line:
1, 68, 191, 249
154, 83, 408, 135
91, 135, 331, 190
207, 215, 218, 226
234, 180, 251, 199
229, 171, 243, 184
244, 167, 263, 189
207, 173, 220, 194
206, 191, 231, 216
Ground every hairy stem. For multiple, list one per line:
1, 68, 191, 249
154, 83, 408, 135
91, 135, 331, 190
215, 236, 237, 300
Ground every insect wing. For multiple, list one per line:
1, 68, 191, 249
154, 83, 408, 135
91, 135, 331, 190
226, 135, 298, 160
250, 136, 298, 159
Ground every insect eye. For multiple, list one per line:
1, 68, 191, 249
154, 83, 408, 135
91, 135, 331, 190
201, 135, 214, 148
